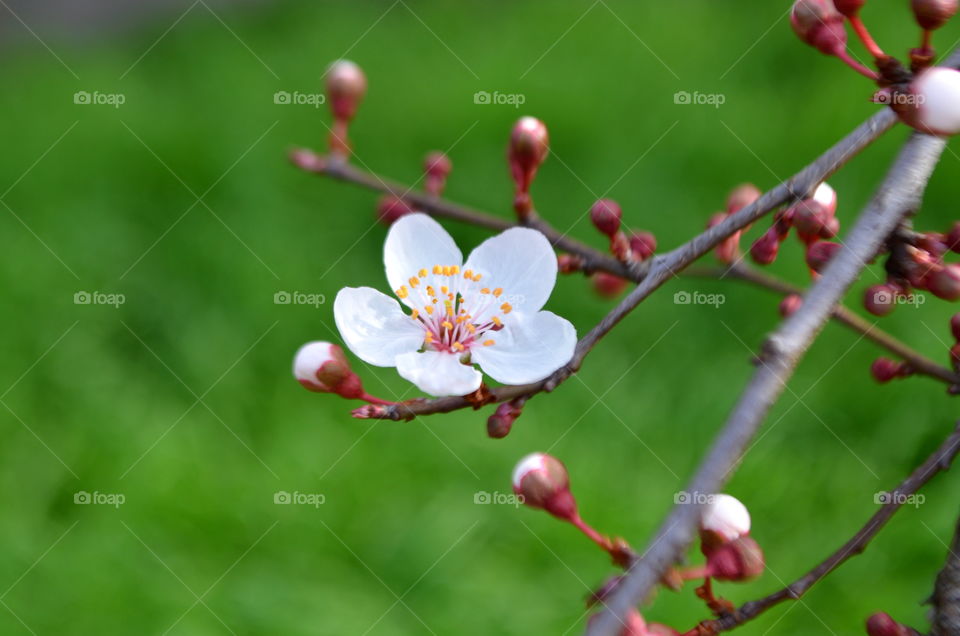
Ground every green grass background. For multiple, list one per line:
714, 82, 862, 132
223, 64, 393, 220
2, 0, 960, 633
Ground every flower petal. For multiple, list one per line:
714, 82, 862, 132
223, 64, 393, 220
464, 227, 557, 314
395, 350, 482, 397
333, 287, 424, 366
384, 213, 462, 301
472, 311, 576, 385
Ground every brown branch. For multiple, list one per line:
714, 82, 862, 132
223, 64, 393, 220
320, 108, 898, 421
585, 130, 948, 636
931, 507, 960, 636
689, 422, 960, 634
687, 263, 960, 388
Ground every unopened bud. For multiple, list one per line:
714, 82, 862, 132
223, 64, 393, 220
928, 263, 960, 300
557, 253, 584, 274
806, 241, 842, 273
950, 313, 960, 340
870, 358, 912, 383
779, 293, 803, 317
376, 195, 414, 226
791, 0, 847, 56
648, 625, 682, 636
727, 183, 762, 215
866, 612, 913, 636
792, 200, 830, 237
701, 494, 751, 542
706, 536, 766, 582
508, 117, 549, 202
590, 199, 622, 237
424, 151, 452, 196
894, 67, 960, 136
325, 59, 367, 122
833, 0, 866, 16
750, 230, 781, 265
610, 231, 633, 262
628, 230, 657, 261
512, 452, 577, 520
946, 222, 960, 252
293, 341, 363, 398
487, 401, 522, 439
592, 272, 628, 299
911, 0, 958, 30
820, 215, 841, 239
864, 284, 897, 316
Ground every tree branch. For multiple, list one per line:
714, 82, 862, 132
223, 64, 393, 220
342, 108, 899, 420
585, 130, 948, 636
691, 422, 960, 634
688, 263, 960, 388
931, 506, 960, 636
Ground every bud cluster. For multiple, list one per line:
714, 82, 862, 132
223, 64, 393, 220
292, 341, 394, 405
575, 198, 658, 298
748, 182, 840, 272
707, 183, 761, 265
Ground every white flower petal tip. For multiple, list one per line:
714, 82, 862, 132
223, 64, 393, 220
512, 452, 549, 490
395, 350, 482, 397
292, 341, 360, 396
904, 67, 960, 136
812, 182, 836, 214
293, 341, 338, 382
701, 494, 751, 541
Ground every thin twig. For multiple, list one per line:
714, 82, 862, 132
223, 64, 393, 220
691, 423, 960, 634
333, 109, 898, 421
931, 507, 960, 636
688, 263, 960, 387
586, 129, 948, 636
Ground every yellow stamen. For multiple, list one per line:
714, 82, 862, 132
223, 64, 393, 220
441, 286, 448, 295
433, 265, 442, 275
473, 273, 482, 281
492, 316, 502, 327
463, 269, 473, 280
493, 287, 503, 297
426, 286, 436, 297
480, 287, 490, 295
425, 332, 434, 342
409, 277, 420, 288
452, 342, 464, 352
452, 265, 460, 274
442, 321, 453, 330
396, 286, 409, 299
501, 303, 512, 314
411, 309, 419, 320
425, 306, 434, 315
483, 340, 495, 346
419, 269, 428, 278
466, 324, 476, 334
443, 265, 452, 276
432, 298, 438, 304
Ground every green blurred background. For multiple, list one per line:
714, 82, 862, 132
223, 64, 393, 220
2, 0, 960, 633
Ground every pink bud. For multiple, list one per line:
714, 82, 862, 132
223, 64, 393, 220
487, 401, 522, 439
806, 241, 842, 273
870, 358, 912, 383
325, 60, 367, 122
946, 222, 960, 252
709, 212, 740, 264
512, 452, 577, 521
951, 342, 960, 366
701, 494, 751, 542
590, 199, 622, 237
928, 263, 960, 300
647, 625, 682, 636
293, 341, 363, 399
750, 230, 781, 265
726, 183, 762, 214
376, 195, 414, 226
592, 272, 628, 299
424, 151, 452, 196
950, 313, 960, 341
820, 215, 841, 239
864, 284, 897, 316
833, 0, 866, 16
610, 231, 633, 262
628, 230, 657, 261
558, 253, 584, 274
894, 67, 960, 136
791, 0, 847, 56
911, 0, 958, 30
779, 293, 803, 317
508, 117, 549, 196
706, 536, 766, 582
866, 612, 912, 636
791, 200, 830, 237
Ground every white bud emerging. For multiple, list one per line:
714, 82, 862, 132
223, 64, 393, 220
903, 67, 960, 136
812, 182, 837, 216
293, 341, 357, 396
512, 452, 547, 489
701, 494, 751, 541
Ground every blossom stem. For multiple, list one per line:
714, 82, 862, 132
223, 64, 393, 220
677, 565, 711, 581
836, 48, 881, 80
359, 393, 397, 406
848, 15, 887, 60
569, 514, 613, 552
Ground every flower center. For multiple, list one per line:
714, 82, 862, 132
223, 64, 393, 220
394, 264, 513, 354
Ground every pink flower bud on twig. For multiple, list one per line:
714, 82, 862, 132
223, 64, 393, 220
945, 222, 960, 252
779, 294, 803, 317
833, 0, 866, 17
726, 183, 762, 215
805, 241, 842, 273
593, 272, 628, 299
950, 313, 960, 341
558, 253, 584, 274
610, 231, 633, 262
325, 59, 367, 122
487, 400, 523, 439
791, 0, 847, 56
750, 230, 781, 265
705, 536, 766, 582
911, 0, 958, 30
928, 263, 960, 300
376, 195, 414, 226
590, 199, 622, 237
870, 358, 913, 383
864, 284, 898, 316
512, 453, 577, 520
293, 341, 363, 398
628, 230, 657, 261
866, 612, 916, 636
701, 494, 751, 542
508, 117, 549, 218
423, 151, 452, 196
